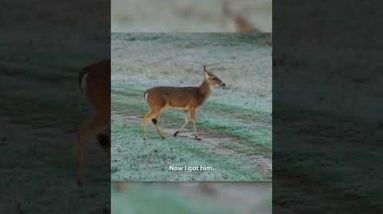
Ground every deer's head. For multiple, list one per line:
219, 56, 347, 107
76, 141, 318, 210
203, 65, 226, 88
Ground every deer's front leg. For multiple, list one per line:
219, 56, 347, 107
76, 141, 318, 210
174, 111, 190, 137
190, 109, 201, 141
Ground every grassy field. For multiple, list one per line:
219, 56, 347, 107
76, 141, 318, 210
111, 33, 272, 181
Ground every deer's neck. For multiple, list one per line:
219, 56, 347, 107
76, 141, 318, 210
198, 79, 211, 101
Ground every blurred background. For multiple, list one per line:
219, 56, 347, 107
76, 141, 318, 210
0, 0, 110, 213
112, 182, 271, 214
112, 0, 272, 32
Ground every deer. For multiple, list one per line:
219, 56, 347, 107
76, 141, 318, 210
142, 65, 226, 142
222, 0, 262, 33
76, 59, 110, 186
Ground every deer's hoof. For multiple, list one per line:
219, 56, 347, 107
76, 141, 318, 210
160, 136, 166, 140
173, 131, 179, 137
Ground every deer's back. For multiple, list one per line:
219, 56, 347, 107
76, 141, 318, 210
144, 86, 202, 109
81, 59, 110, 113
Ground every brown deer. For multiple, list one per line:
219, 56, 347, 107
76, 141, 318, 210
142, 66, 225, 142
77, 59, 110, 186
223, 0, 262, 33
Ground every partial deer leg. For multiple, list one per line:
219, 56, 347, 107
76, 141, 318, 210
97, 126, 110, 157
190, 109, 201, 140
152, 113, 165, 139
174, 111, 190, 137
77, 112, 108, 186
142, 109, 160, 142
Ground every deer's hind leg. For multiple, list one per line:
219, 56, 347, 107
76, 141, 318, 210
97, 126, 110, 157
77, 111, 108, 185
142, 108, 161, 142
152, 113, 165, 140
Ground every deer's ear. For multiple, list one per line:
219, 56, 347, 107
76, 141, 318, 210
203, 65, 208, 73
203, 65, 210, 76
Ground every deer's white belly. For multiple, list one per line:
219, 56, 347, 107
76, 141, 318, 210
165, 105, 190, 111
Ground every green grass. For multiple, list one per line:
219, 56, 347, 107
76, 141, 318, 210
112, 118, 264, 181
